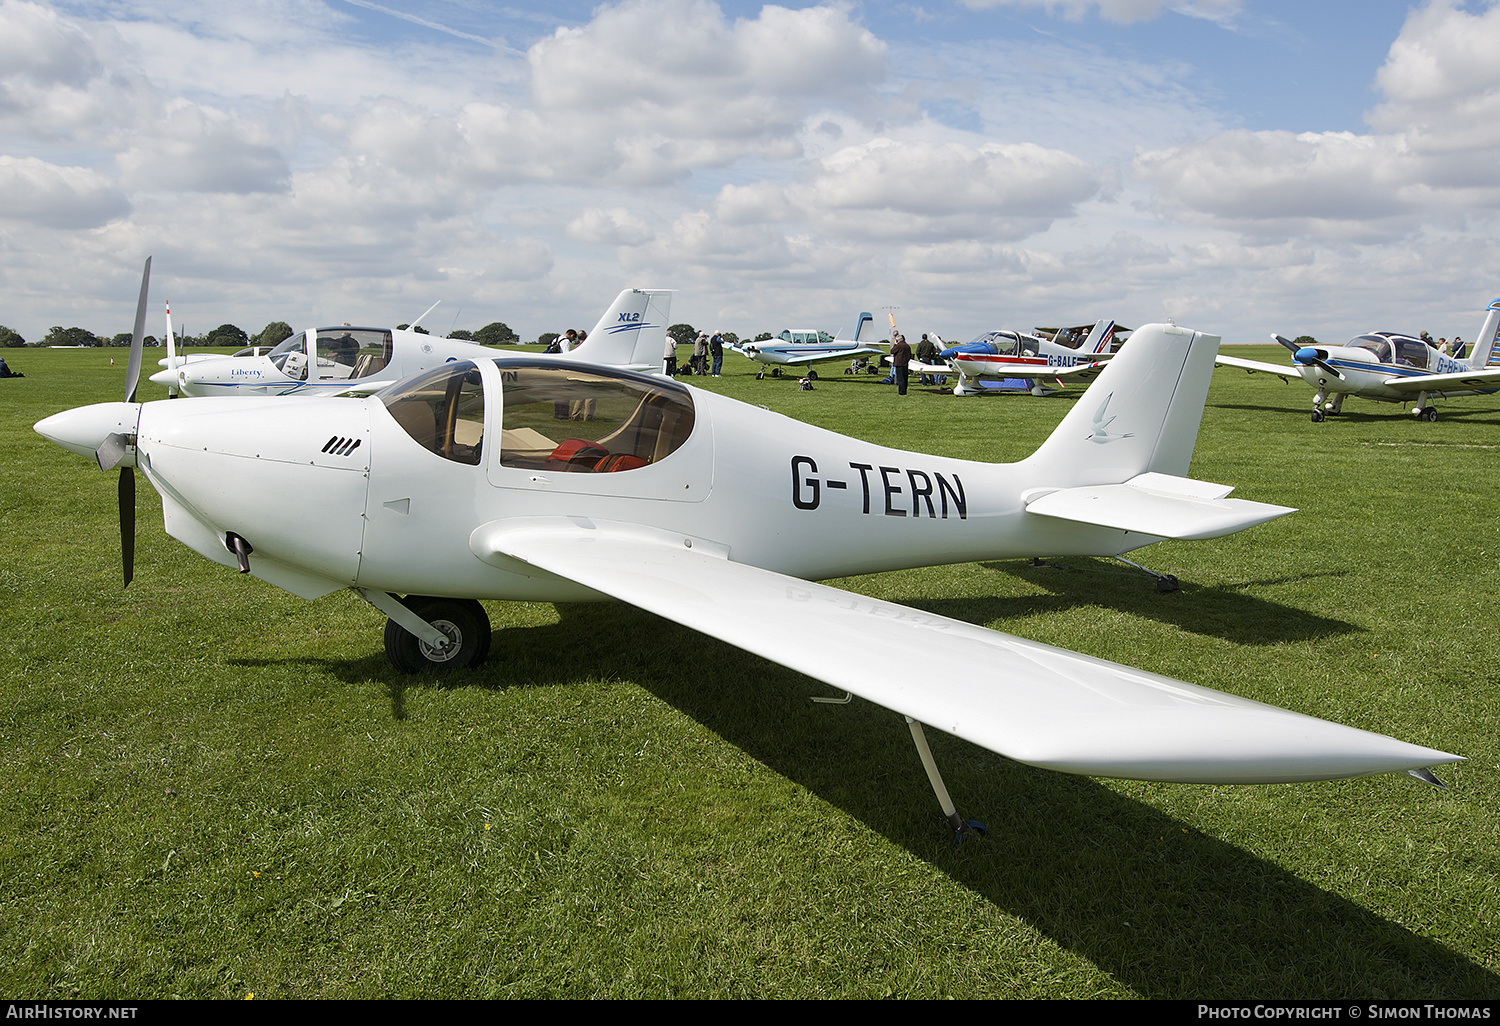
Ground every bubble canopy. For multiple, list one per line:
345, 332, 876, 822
380, 359, 697, 471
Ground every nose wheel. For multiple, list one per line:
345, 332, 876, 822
378, 595, 492, 673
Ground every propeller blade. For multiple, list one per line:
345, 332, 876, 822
1313, 358, 1346, 381
164, 298, 179, 399
1273, 333, 1300, 354
125, 256, 150, 404
119, 465, 136, 587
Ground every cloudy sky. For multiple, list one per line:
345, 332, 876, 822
3, 0, 1499, 346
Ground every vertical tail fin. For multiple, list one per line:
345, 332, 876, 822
850, 312, 873, 343
1467, 299, 1500, 370
1022, 323, 1220, 484
569, 288, 674, 370
1083, 319, 1115, 355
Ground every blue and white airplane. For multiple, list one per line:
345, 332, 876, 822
149, 290, 673, 398
733, 312, 882, 379
1216, 299, 1500, 422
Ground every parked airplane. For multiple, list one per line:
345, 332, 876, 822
149, 290, 673, 397
915, 321, 1119, 396
35, 260, 1459, 840
734, 312, 882, 379
1216, 300, 1500, 422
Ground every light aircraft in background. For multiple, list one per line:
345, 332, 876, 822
150, 290, 673, 397
35, 260, 1459, 841
912, 320, 1120, 396
1215, 299, 1500, 422
733, 311, 882, 379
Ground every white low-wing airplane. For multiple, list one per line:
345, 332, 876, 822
733, 312, 882, 379
149, 289, 673, 397
916, 321, 1118, 396
1215, 299, 1500, 422
35, 260, 1459, 839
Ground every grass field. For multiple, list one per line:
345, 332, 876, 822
2, 343, 1497, 999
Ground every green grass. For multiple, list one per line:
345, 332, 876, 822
1, 345, 1497, 998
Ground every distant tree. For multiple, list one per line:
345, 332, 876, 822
42, 326, 102, 347
474, 322, 519, 346
398, 323, 431, 335
1292, 335, 1318, 347
537, 332, 560, 348
447, 329, 474, 341
668, 323, 697, 346
753, 332, 773, 342
109, 332, 132, 347
206, 323, 249, 348
721, 331, 739, 347
254, 321, 294, 347
0, 326, 25, 348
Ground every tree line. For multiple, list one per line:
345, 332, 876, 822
2, 319, 786, 350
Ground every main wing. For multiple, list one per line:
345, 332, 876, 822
777, 345, 884, 366
1215, 354, 1298, 382
471, 517, 1456, 784
1381, 367, 1500, 395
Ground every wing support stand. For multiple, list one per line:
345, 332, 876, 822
1111, 555, 1179, 593
905, 716, 987, 844
353, 588, 453, 650
1028, 555, 1179, 593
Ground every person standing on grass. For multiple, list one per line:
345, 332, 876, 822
891, 331, 911, 396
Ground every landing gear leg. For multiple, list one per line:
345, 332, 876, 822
906, 716, 987, 843
1311, 383, 1329, 423
1113, 555, 1179, 592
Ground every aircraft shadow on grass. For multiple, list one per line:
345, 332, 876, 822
260, 601, 1497, 999
975, 559, 1358, 645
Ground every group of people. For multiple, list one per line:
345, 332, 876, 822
1419, 331, 1468, 358
886, 331, 946, 394
665, 331, 724, 377
544, 328, 587, 354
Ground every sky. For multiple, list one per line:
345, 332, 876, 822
3, 0, 1500, 346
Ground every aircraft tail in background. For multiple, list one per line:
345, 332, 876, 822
569, 288, 674, 370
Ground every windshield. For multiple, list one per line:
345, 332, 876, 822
268, 331, 308, 376
380, 361, 484, 465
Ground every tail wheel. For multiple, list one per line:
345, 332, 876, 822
384, 596, 491, 673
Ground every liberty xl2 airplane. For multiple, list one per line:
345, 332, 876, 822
35, 260, 1459, 840
1215, 298, 1500, 422
149, 289, 674, 397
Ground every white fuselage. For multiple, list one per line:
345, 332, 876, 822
132, 356, 1147, 604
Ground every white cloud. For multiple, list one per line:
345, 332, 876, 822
955, 0, 1241, 25
565, 206, 655, 246
117, 99, 290, 194
0, 155, 129, 227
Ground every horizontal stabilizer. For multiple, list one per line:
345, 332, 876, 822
1024, 472, 1295, 540
471, 516, 1456, 784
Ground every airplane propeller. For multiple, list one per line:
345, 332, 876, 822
1275, 334, 1344, 381
95, 257, 151, 585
